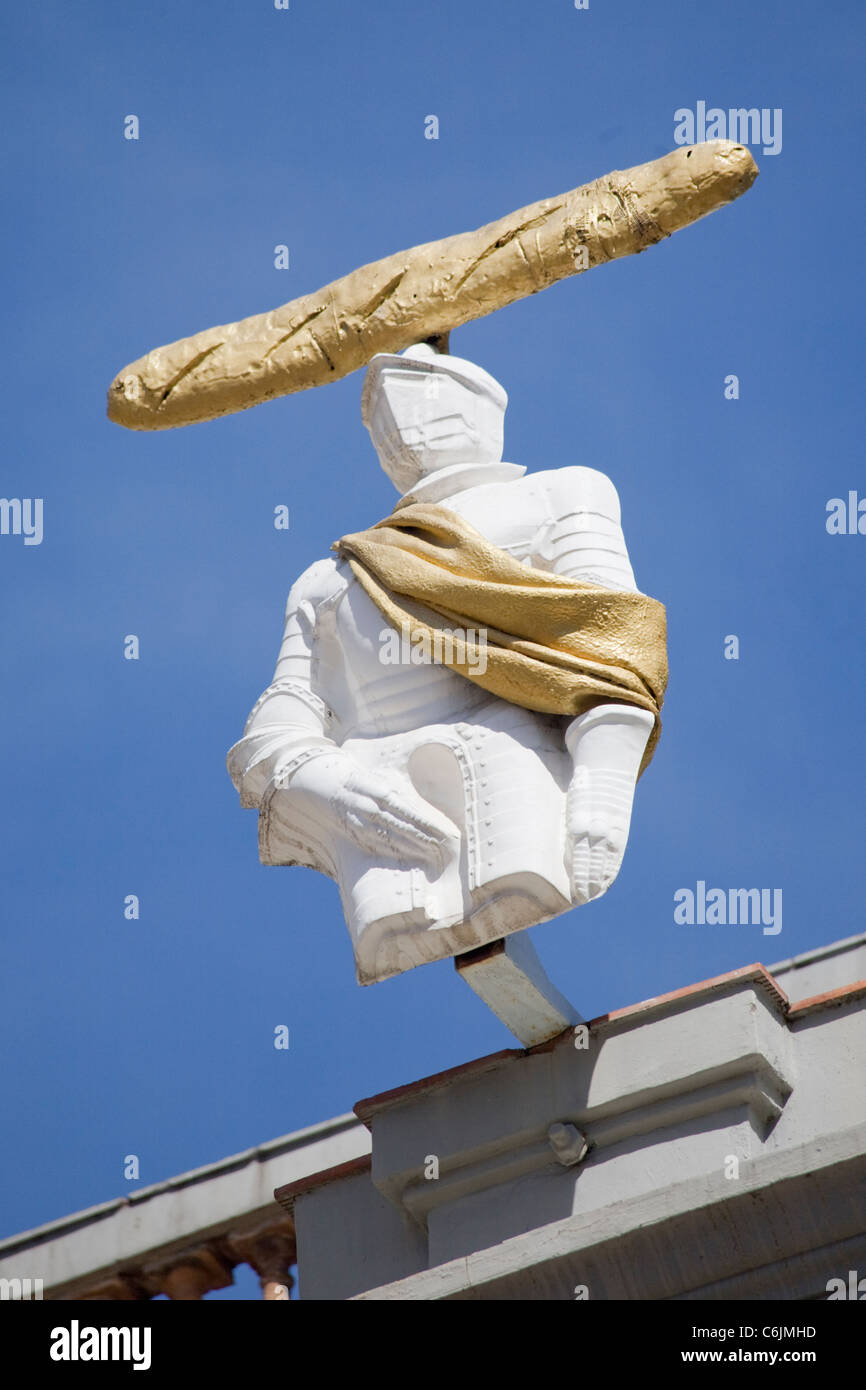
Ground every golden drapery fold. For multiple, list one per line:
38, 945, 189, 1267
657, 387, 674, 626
333, 501, 668, 777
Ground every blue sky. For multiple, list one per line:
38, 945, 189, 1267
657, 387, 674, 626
1, 0, 864, 1295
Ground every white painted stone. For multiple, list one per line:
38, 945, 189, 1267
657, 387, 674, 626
769, 930, 866, 1002
353, 1124, 866, 1301
227, 345, 653, 984
6, 934, 865, 1303
0, 1116, 368, 1299
359, 972, 794, 1262
284, 954, 866, 1300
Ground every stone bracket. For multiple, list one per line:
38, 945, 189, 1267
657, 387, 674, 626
366, 978, 795, 1236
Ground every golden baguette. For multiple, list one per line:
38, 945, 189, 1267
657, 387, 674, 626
107, 140, 758, 431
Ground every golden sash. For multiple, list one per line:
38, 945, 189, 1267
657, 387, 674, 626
334, 502, 668, 776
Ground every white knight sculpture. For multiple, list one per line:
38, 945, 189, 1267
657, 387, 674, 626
227, 344, 668, 985
109, 144, 756, 1002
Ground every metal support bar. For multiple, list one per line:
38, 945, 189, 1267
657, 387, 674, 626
455, 931, 582, 1045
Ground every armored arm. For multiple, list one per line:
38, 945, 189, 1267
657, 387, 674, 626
227, 557, 454, 871
534, 465, 637, 591
226, 559, 340, 810
535, 467, 654, 903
